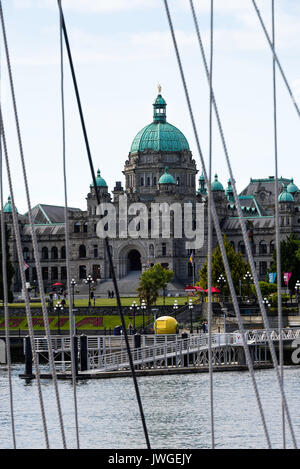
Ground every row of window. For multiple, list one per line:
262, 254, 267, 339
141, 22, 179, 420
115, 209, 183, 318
24, 246, 66, 261
235, 240, 275, 255
25, 265, 101, 282
24, 245, 100, 261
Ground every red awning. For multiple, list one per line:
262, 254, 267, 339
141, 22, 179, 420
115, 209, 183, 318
204, 286, 221, 293
52, 282, 63, 286
184, 285, 197, 291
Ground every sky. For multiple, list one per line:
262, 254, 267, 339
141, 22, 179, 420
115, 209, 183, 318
1, 0, 300, 213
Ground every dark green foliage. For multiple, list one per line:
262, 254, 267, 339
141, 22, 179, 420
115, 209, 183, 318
0, 224, 14, 303
271, 234, 300, 291
198, 235, 250, 295
137, 263, 174, 308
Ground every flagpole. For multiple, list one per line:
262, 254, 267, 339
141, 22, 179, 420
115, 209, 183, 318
192, 260, 195, 286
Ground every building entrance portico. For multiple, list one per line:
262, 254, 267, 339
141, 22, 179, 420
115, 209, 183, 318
117, 243, 147, 279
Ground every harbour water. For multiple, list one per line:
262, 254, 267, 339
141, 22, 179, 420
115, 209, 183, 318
0, 365, 299, 449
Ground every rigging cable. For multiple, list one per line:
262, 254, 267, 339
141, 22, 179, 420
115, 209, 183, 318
59, 5, 80, 449
57, 0, 151, 449
271, 0, 285, 449
0, 0, 67, 448
187, 0, 297, 448
0, 107, 50, 448
164, 0, 273, 448
207, 0, 214, 449
252, 0, 300, 120
0, 87, 16, 448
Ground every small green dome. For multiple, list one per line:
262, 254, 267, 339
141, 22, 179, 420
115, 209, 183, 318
130, 92, 190, 153
279, 185, 294, 203
211, 174, 224, 192
90, 169, 107, 188
287, 178, 299, 194
3, 196, 17, 213
158, 167, 175, 185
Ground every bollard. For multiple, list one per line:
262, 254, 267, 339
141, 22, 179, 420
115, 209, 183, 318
181, 333, 188, 367
134, 333, 141, 349
73, 335, 79, 376
80, 334, 88, 372
25, 335, 32, 376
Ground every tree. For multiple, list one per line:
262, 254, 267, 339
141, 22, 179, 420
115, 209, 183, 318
0, 224, 14, 303
137, 263, 174, 308
198, 235, 250, 296
271, 234, 300, 291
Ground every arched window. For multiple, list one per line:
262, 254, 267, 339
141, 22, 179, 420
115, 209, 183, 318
140, 177, 144, 187
238, 242, 245, 255
74, 222, 80, 233
51, 247, 58, 260
149, 244, 154, 257
259, 240, 267, 255
61, 246, 66, 259
83, 222, 88, 233
153, 177, 157, 186
42, 247, 48, 260
23, 247, 30, 261
147, 177, 150, 186
79, 245, 86, 258
270, 240, 275, 254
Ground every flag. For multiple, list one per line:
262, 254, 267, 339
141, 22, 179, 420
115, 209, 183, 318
283, 272, 292, 286
189, 252, 194, 264
23, 261, 29, 271
268, 272, 277, 284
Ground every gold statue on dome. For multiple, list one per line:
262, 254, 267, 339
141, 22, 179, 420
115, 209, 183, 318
158, 83, 162, 94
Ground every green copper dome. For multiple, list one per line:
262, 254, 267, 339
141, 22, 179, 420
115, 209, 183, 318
279, 185, 294, 203
287, 178, 299, 194
211, 174, 224, 192
90, 169, 107, 188
158, 167, 175, 185
130, 91, 190, 153
3, 196, 17, 213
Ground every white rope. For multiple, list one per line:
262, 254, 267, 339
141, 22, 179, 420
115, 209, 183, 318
59, 4, 80, 448
164, 0, 273, 448
0, 107, 50, 448
252, 0, 300, 119
188, 0, 297, 448
271, 0, 285, 448
207, 0, 214, 449
0, 126, 16, 449
0, 0, 67, 448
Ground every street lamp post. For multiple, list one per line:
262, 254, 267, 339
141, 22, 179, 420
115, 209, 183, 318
243, 271, 253, 301
173, 299, 178, 319
188, 298, 194, 334
295, 280, 300, 309
54, 301, 64, 335
84, 274, 94, 308
71, 278, 76, 308
129, 300, 139, 331
141, 299, 147, 333
263, 297, 271, 312
217, 274, 226, 302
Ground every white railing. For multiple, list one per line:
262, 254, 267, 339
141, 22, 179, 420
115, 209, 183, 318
89, 333, 238, 372
245, 328, 300, 344
30, 328, 300, 372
